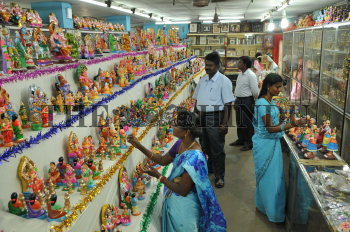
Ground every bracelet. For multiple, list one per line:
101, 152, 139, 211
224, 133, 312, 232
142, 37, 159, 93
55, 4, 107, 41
279, 123, 285, 132
150, 153, 154, 159
158, 176, 166, 183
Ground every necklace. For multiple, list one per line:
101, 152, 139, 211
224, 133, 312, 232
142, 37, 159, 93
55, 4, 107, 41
180, 140, 197, 153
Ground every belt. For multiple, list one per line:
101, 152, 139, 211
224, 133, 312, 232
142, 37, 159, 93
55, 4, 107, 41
236, 96, 254, 99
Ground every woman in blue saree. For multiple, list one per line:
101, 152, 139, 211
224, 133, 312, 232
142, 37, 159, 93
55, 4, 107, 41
127, 110, 226, 232
253, 73, 307, 223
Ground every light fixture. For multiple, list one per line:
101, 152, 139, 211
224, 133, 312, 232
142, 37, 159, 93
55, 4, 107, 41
153, 17, 162, 21
260, 13, 270, 22
218, 16, 244, 20
66, 7, 72, 19
199, 16, 212, 20
134, 11, 150, 18
220, 19, 240, 23
280, 10, 289, 29
267, 19, 275, 32
277, 3, 287, 12
202, 20, 213, 24
110, 6, 132, 14
155, 21, 191, 25
78, 0, 106, 7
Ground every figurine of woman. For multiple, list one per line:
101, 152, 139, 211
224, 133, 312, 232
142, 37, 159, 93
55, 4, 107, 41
118, 63, 128, 87
68, 136, 82, 162
55, 93, 65, 113
41, 104, 50, 128
96, 137, 108, 157
321, 120, 332, 153
55, 74, 70, 97
304, 134, 317, 159
28, 169, 44, 194
8, 192, 27, 216
72, 158, 82, 179
121, 205, 131, 226
50, 25, 72, 60
76, 64, 93, 93
11, 114, 24, 143
88, 136, 95, 156
1, 115, 14, 147
82, 136, 91, 158
47, 194, 66, 221
81, 163, 95, 190
135, 178, 145, 200
26, 193, 46, 219
62, 164, 77, 186
65, 92, 75, 113
324, 128, 338, 160
47, 162, 61, 185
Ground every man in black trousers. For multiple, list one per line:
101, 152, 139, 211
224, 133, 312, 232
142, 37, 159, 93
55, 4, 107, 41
193, 52, 234, 188
231, 56, 259, 151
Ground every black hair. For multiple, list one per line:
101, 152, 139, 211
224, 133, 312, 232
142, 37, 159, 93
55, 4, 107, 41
255, 52, 262, 63
176, 110, 202, 138
239, 56, 252, 68
50, 161, 55, 166
50, 194, 57, 205
258, 73, 284, 99
58, 157, 64, 162
11, 192, 17, 199
205, 51, 221, 66
12, 114, 18, 121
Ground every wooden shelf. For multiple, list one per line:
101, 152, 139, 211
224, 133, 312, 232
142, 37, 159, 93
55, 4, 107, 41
188, 33, 225, 36
227, 44, 262, 47
188, 32, 266, 36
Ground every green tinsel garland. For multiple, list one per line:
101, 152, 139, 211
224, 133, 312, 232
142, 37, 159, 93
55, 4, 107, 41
140, 165, 170, 232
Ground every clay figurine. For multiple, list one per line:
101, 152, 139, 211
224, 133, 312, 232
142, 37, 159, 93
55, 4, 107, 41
47, 194, 66, 222
8, 192, 27, 216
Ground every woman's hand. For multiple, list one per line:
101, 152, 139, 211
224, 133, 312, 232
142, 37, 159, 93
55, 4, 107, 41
142, 165, 161, 179
127, 134, 140, 148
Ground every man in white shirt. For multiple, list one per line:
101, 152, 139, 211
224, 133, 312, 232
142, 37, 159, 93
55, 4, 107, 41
231, 56, 259, 151
193, 52, 235, 188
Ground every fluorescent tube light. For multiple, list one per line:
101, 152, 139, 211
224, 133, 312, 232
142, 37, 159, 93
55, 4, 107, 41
199, 17, 212, 20
280, 17, 289, 28
220, 20, 240, 23
155, 21, 191, 25
218, 16, 244, 20
202, 20, 213, 24
277, 4, 288, 11
78, 0, 106, 7
110, 6, 132, 14
134, 12, 150, 18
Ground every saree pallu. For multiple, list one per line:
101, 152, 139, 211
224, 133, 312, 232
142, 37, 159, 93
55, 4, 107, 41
252, 98, 286, 223
162, 149, 226, 232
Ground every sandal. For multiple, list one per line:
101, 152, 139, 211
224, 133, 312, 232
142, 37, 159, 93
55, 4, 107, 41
324, 152, 336, 160
304, 152, 315, 159
215, 178, 224, 188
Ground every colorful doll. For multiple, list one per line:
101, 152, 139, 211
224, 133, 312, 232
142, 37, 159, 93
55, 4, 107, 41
8, 192, 27, 216
1, 115, 14, 147
18, 102, 30, 129
81, 163, 95, 189
26, 193, 46, 219
41, 104, 50, 128
47, 162, 61, 185
75, 64, 93, 93
62, 164, 78, 187
11, 114, 25, 143
304, 134, 317, 159
121, 204, 131, 226
55, 93, 65, 114
87, 159, 101, 180
57, 157, 67, 179
131, 193, 141, 216
321, 120, 332, 153
47, 194, 66, 222
136, 178, 145, 200
324, 128, 338, 160
72, 158, 82, 179
49, 24, 72, 61
28, 169, 44, 194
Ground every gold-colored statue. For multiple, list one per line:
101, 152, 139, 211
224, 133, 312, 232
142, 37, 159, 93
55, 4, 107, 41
63, 192, 71, 211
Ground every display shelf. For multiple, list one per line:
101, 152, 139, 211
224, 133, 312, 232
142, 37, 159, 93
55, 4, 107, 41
187, 33, 224, 36
0, 65, 204, 232
191, 44, 226, 47
283, 135, 350, 232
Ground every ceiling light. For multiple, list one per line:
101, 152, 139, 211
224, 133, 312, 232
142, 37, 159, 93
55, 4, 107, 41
220, 19, 240, 23
110, 6, 132, 14
155, 21, 191, 25
277, 3, 288, 11
134, 12, 150, 18
199, 17, 212, 20
260, 13, 270, 22
202, 20, 213, 24
267, 19, 275, 32
280, 17, 289, 28
218, 16, 244, 20
77, 0, 106, 7
153, 17, 162, 21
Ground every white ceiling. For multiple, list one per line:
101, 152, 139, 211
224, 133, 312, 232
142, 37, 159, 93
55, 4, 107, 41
12, 0, 342, 24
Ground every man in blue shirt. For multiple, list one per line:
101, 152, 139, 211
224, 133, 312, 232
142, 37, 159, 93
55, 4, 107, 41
193, 52, 235, 188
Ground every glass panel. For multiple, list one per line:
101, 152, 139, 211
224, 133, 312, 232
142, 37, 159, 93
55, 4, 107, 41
317, 99, 344, 151
301, 87, 317, 119
341, 117, 350, 163
320, 25, 350, 110
302, 29, 322, 91
282, 32, 293, 78
291, 31, 305, 83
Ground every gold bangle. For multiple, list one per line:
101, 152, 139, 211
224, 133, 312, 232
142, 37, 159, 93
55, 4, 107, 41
150, 153, 154, 159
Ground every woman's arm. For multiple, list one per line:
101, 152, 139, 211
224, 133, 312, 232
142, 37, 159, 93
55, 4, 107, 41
150, 170, 195, 197
127, 135, 174, 166
262, 113, 307, 133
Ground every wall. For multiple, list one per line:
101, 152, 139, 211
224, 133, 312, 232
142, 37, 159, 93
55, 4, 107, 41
143, 23, 189, 39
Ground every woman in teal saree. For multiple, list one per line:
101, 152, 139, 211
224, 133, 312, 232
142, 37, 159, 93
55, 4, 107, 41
253, 73, 307, 223
128, 110, 226, 231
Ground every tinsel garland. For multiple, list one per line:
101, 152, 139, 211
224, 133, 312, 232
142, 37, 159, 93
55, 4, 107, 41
49, 68, 205, 232
0, 45, 186, 85
139, 165, 169, 232
0, 56, 197, 164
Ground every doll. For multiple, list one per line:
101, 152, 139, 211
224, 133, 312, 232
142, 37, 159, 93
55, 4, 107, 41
47, 194, 66, 221
304, 134, 317, 159
62, 164, 78, 187
11, 114, 25, 143
8, 192, 27, 216
81, 163, 95, 189
26, 193, 46, 219
47, 162, 61, 185
324, 128, 338, 160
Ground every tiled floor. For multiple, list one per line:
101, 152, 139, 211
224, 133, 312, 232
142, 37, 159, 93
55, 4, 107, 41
213, 127, 286, 232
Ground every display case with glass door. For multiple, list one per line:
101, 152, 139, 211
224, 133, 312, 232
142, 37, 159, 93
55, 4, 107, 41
320, 24, 350, 111
301, 86, 318, 119
302, 29, 322, 91
282, 31, 293, 78
291, 31, 305, 83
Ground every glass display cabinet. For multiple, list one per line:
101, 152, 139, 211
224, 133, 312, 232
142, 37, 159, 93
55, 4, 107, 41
283, 21, 350, 232
282, 22, 350, 164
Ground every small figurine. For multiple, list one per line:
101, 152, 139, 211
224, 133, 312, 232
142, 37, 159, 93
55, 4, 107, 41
63, 192, 71, 211
131, 193, 141, 216
98, 159, 103, 172
81, 162, 95, 189
136, 178, 145, 200
79, 179, 87, 195
57, 157, 67, 179
48, 180, 56, 196
120, 204, 131, 226
26, 193, 47, 219
62, 164, 78, 188
324, 128, 338, 160
47, 194, 67, 222
8, 192, 27, 216
304, 134, 317, 159
72, 158, 82, 179
87, 158, 101, 180
1, 115, 14, 147
19, 102, 30, 129
47, 162, 61, 185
